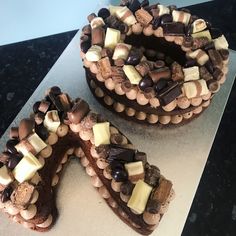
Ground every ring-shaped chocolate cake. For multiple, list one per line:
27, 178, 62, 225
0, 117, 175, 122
0, 87, 173, 235
80, 0, 229, 126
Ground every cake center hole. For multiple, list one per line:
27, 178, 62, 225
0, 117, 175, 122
124, 33, 187, 66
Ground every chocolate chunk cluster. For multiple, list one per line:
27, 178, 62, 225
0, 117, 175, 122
80, 0, 229, 125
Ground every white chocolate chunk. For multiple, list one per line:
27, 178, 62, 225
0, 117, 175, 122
13, 153, 43, 183
192, 30, 212, 40
123, 65, 142, 85
115, 6, 137, 26
112, 43, 132, 60
183, 66, 200, 81
198, 79, 209, 96
109, 5, 124, 15
157, 5, 170, 16
192, 19, 207, 33
92, 122, 110, 147
27, 133, 47, 154
104, 28, 121, 49
183, 79, 209, 99
214, 35, 229, 50
85, 45, 102, 62
187, 49, 209, 66
44, 110, 60, 133
0, 166, 13, 186
128, 180, 153, 214
90, 17, 105, 29
125, 161, 144, 183
183, 82, 198, 99
172, 10, 191, 26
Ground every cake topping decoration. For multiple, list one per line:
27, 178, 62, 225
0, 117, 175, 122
92, 122, 111, 147
13, 152, 43, 183
104, 27, 121, 49
44, 110, 61, 132
19, 118, 35, 140
85, 45, 102, 62
125, 161, 144, 183
0, 165, 13, 186
192, 19, 207, 33
67, 99, 89, 124
123, 65, 142, 84
183, 66, 200, 81
127, 179, 153, 214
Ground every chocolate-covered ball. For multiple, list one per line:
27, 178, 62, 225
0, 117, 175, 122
146, 199, 161, 214
111, 168, 128, 182
98, 8, 110, 20
126, 49, 142, 66
81, 40, 91, 54
139, 75, 154, 91
120, 181, 135, 195
33, 101, 41, 113
6, 139, 19, 154
210, 28, 222, 39
152, 17, 161, 30
35, 124, 49, 140
7, 154, 21, 170
1, 186, 13, 203
145, 165, 160, 187
161, 14, 173, 24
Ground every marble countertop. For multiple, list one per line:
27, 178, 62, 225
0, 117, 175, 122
0, 1, 236, 235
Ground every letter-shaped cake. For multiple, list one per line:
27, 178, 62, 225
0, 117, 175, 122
81, 1, 229, 126
0, 87, 173, 235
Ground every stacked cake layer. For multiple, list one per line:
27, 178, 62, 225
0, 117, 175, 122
0, 87, 173, 234
80, 1, 229, 125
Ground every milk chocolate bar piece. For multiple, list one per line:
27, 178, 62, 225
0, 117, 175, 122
10, 127, 19, 139
162, 22, 185, 36
159, 81, 182, 105
111, 66, 126, 82
151, 179, 172, 204
135, 8, 153, 26
171, 62, 184, 81
187, 49, 209, 66
208, 49, 223, 69
48, 92, 64, 112
213, 68, 223, 81
98, 57, 112, 79
67, 99, 89, 124
92, 27, 105, 46
19, 118, 35, 140
58, 93, 71, 111
149, 67, 171, 83
135, 61, 154, 76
